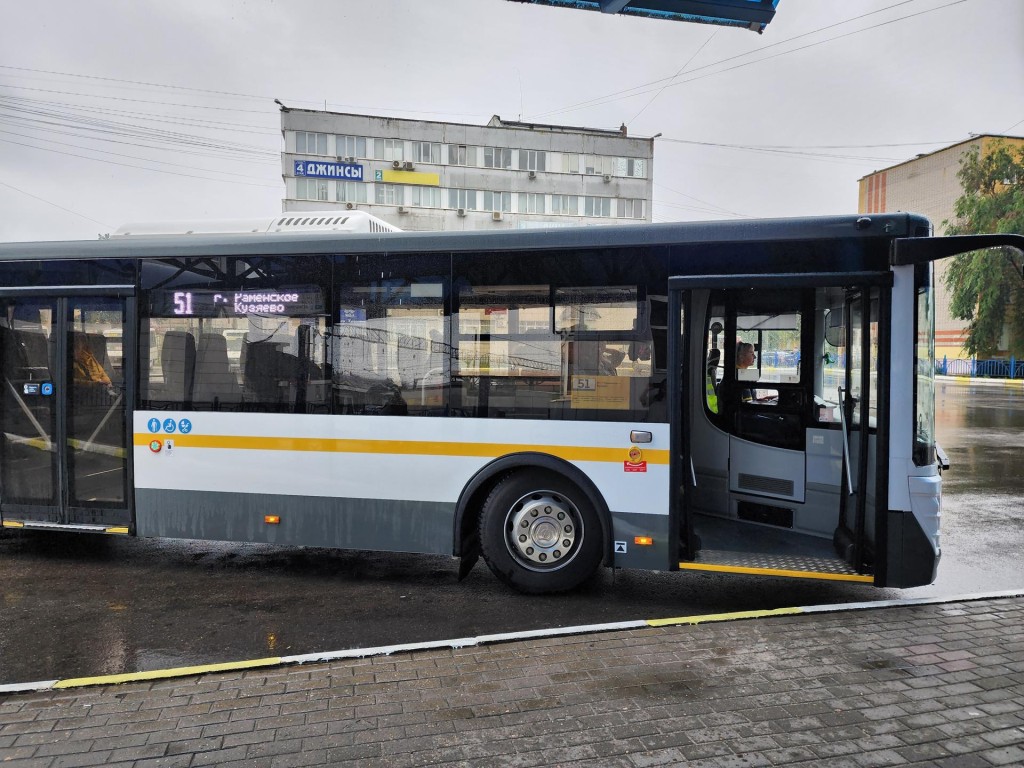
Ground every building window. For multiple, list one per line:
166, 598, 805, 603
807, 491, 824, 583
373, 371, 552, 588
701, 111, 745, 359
448, 144, 477, 166
483, 147, 512, 169
413, 142, 442, 164
483, 191, 511, 213
584, 196, 612, 217
412, 187, 441, 208
519, 193, 545, 214
336, 135, 367, 159
295, 131, 329, 155
296, 178, 328, 201
561, 154, 580, 174
551, 195, 578, 215
375, 184, 404, 205
374, 139, 405, 162
519, 149, 546, 172
627, 157, 647, 178
617, 198, 644, 219
448, 188, 478, 210
584, 155, 613, 176
338, 181, 367, 203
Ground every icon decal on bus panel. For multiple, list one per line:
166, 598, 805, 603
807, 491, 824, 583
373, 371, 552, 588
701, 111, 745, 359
162, 418, 177, 434
147, 418, 161, 433
614, 541, 628, 554
41, 382, 54, 396
178, 419, 192, 434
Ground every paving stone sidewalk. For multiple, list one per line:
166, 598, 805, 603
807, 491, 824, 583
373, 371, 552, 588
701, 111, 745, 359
1, 596, 1023, 767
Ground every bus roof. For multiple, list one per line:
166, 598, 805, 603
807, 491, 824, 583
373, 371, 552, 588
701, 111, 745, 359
0, 213, 931, 262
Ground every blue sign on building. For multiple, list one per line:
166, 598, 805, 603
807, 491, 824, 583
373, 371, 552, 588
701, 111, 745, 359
294, 160, 364, 181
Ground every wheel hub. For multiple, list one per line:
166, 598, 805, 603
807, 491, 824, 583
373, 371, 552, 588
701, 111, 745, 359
507, 493, 580, 569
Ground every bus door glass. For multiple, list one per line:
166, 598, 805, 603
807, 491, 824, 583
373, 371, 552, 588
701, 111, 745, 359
836, 287, 882, 570
0, 295, 130, 528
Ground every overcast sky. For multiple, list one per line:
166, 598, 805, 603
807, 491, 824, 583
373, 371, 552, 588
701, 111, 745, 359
0, 0, 1021, 242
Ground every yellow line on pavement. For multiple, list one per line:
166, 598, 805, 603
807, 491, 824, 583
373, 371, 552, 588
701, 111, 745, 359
53, 657, 282, 689
647, 606, 804, 627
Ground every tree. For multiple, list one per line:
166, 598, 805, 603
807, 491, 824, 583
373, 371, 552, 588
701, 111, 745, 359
943, 141, 1024, 357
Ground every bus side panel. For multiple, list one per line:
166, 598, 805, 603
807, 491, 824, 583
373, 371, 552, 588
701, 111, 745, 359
134, 488, 454, 555
132, 412, 670, 563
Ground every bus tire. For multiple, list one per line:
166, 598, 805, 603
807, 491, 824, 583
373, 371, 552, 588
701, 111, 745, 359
479, 470, 603, 594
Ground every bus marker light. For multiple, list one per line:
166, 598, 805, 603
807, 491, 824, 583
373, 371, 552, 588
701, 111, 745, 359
634, 536, 653, 546
264, 515, 281, 525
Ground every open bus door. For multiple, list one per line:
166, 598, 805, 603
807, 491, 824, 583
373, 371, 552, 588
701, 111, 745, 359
669, 272, 891, 584
0, 290, 134, 535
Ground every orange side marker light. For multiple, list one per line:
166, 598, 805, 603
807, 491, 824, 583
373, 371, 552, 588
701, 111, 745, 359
634, 536, 653, 546
264, 515, 281, 525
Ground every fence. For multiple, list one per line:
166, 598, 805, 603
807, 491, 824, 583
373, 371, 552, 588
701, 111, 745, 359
938, 357, 1024, 379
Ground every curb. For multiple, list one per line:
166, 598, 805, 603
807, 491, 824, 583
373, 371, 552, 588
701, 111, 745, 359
937, 375, 1024, 388
3, 587, 1022, 696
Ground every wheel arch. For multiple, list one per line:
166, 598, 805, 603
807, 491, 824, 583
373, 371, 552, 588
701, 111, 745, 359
453, 452, 614, 566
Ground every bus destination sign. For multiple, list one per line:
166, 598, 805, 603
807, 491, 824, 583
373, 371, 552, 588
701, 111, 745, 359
156, 287, 325, 317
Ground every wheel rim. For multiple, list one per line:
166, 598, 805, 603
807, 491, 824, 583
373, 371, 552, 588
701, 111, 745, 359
504, 490, 583, 572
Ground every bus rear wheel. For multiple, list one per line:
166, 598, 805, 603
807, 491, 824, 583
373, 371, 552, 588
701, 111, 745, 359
479, 470, 603, 594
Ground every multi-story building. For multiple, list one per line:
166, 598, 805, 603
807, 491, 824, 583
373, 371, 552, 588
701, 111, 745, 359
280, 109, 654, 231
858, 134, 1024, 359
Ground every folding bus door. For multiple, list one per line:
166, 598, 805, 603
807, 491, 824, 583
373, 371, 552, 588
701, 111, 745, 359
668, 272, 889, 584
0, 292, 133, 533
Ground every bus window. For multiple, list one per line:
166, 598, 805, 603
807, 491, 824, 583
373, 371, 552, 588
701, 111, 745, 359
140, 256, 331, 412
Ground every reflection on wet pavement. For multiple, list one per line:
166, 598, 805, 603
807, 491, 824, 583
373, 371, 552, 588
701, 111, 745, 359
1, 381, 1022, 685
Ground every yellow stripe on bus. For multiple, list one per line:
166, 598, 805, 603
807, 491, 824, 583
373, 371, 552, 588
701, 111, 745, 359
133, 433, 670, 465
52, 657, 282, 689
677, 561, 875, 583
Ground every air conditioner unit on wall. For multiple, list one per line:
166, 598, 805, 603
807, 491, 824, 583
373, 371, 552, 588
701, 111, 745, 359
457, 208, 467, 217
392, 160, 402, 169
398, 206, 408, 214
492, 211, 503, 222
403, 161, 414, 171
528, 170, 537, 180
602, 174, 612, 183
342, 156, 355, 163
345, 202, 355, 210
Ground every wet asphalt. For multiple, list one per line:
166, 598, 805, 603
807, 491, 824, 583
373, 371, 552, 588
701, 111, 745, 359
1, 379, 1021, 686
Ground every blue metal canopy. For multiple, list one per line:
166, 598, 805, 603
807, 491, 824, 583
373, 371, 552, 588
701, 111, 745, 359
506, 0, 779, 33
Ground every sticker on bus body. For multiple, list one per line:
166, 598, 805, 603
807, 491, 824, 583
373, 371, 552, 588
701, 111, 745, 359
624, 461, 647, 473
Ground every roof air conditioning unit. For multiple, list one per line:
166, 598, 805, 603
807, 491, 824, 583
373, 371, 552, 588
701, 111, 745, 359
392, 160, 402, 169
492, 211, 503, 222
602, 174, 612, 183
345, 202, 355, 210
398, 206, 408, 214
403, 161, 414, 171
528, 170, 537, 180
457, 208, 467, 217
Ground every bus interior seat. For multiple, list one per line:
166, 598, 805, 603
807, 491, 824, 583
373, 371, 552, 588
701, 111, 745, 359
87, 332, 120, 385
193, 332, 242, 407
159, 330, 196, 403
243, 338, 286, 404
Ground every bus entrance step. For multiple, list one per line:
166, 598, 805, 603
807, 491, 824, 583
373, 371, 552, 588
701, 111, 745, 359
2, 520, 129, 535
679, 549, 873, 583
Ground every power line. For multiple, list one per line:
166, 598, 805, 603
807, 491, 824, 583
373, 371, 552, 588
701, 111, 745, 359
0, 179, 112, 227
531, 0, 966, 120
0, 137, 281, 188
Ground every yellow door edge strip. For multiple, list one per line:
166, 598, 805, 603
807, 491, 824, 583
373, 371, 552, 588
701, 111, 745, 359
678, 561, 875, 583
2, 520, 25, 528
52, 657, 282, 689
647, 606, 804, 628
104, 526, 130, 535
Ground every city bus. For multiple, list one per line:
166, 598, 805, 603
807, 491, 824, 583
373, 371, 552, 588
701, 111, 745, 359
2, 213, 1020, 593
